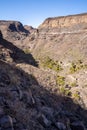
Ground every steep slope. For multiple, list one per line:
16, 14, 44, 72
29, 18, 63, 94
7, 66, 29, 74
25, 13, 87, 112
0, 30, 38, 66
0, 60, 87, 130
29, 13, 87, 64
0, 30, 87, 130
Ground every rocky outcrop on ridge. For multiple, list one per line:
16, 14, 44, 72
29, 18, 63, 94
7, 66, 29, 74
0, 21, 29, 36
24, 25, 36, 33
0, 21, 31, 50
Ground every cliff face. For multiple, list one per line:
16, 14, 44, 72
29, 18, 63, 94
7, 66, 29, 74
37, 13, 87, 40
39, 13, 87, 29
28, 13, 87, 64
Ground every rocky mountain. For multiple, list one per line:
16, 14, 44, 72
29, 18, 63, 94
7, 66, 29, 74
0, 21, 29, 38
27, 14, 87, 111
24, 25, 37, 33
29, 13, 87, 63
0, 13, 87, 130
0, 21, 31, 51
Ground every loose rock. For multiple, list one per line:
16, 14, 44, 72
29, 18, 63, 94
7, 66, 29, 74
0, 115, 14, 129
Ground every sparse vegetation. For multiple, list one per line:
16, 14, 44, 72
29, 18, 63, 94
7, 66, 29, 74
72, 91, 80, 101
24, 48, 30, 54
56, 75, 65, 86
56, 76, 72, 96
69, 60, 87, 73
40, 56, 63, 72
69, 62, 77, 73
70, 81, 77, 87
59, 86, 71, 96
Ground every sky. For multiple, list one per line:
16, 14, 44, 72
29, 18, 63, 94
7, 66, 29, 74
0, 0, 87, 27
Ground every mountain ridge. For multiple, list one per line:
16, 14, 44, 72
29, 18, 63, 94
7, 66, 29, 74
38, 13, 87, 28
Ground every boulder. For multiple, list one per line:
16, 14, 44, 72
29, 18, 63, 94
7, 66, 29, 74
55, 122, 66, 130
70, 121, 85, 130
0, 115, 14, 129
37, 113, 52, 127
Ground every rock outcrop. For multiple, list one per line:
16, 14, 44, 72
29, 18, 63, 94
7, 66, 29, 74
0, 20, 29, 36
0, 21, 31, 51
27, 13, 87, 111
39, 13, 87, 29
24, 25, 36, 33
28, 13, 87, 64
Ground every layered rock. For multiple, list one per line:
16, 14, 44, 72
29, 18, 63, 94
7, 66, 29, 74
37, 13, 87, 41
28, 13, 87, 64
26, 13, 87, 111
39, 13, 87, 29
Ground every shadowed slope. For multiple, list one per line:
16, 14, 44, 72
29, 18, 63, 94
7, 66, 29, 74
0, 60, 87, 130
0, 37, 38, 67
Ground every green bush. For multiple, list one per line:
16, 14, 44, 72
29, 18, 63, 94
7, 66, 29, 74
56, 75, 65, 86
72, 91, 80, 101
69, 60, 87, 73
59, 86, 71, 96
70, 62, 77, 73
70, 81, 77, 87
24, 49, 30, 54
41, 56, 62, 72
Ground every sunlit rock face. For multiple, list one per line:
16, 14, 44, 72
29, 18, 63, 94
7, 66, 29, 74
39, 13, 87, 29
27, 13, 87, 64
37, 13, 87, 40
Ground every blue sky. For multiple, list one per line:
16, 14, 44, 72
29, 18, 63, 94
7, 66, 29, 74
0, 0, 87, 27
